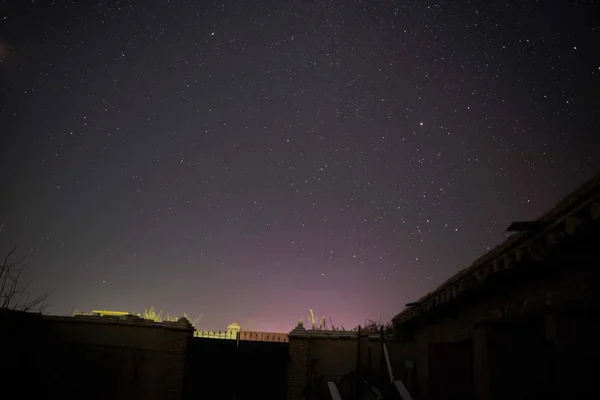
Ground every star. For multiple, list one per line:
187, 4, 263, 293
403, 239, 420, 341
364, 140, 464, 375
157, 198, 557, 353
1, 0, 597, 334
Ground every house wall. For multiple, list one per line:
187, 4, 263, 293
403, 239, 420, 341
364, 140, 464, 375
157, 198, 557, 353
286, 222, 600, 400
397, 233, 600, 400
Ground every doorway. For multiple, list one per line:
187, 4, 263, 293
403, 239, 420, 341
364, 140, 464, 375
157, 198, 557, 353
428, 338, 475, 400
487, 317, 553, 400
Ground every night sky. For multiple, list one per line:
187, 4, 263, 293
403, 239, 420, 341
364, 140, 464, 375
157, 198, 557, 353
1, 0, 599, 332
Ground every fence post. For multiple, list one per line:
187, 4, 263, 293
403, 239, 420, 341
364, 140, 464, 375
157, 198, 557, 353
287, 322, 309, 400
380, 325, 384, 377
354, 325, 361, 400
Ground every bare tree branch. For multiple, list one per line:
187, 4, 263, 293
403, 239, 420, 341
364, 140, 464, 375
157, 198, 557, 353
1, 245, 52, 313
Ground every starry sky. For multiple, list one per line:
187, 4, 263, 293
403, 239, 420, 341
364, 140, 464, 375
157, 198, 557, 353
1, 0, 599, 332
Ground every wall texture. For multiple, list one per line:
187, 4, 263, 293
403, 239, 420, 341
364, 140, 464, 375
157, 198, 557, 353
0, 311, 194, 400
286, 325, 407, 400
396, 236, 600, 400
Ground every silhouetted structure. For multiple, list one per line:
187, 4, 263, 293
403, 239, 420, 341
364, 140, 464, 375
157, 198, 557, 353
183, 334, 289, 400
285, 173, 600, 400
1, 309, 290, 400
391, 173, 600, 399
194, 322, 289, 342
5, 173, 599, 400
0, 309, 193, 399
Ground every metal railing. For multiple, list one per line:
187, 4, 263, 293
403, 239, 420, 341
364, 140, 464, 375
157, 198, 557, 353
193, 330, 289, 342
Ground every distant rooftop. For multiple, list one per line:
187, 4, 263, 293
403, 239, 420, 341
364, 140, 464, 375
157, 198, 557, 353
73, 310, 142, 320
67, 310, 194, 330
393, 172, 600, 326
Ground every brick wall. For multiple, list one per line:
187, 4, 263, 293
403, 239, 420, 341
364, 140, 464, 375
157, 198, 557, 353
285, 324, 403, 400
287, 324, 310, 400
0, 311, 194, 400
50, 315, 194, 400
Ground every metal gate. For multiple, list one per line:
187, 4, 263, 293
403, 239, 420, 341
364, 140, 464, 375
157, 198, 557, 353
183, 336, 289, 400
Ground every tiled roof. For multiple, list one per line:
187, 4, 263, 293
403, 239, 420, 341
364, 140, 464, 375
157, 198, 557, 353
392, 172, 600, 326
